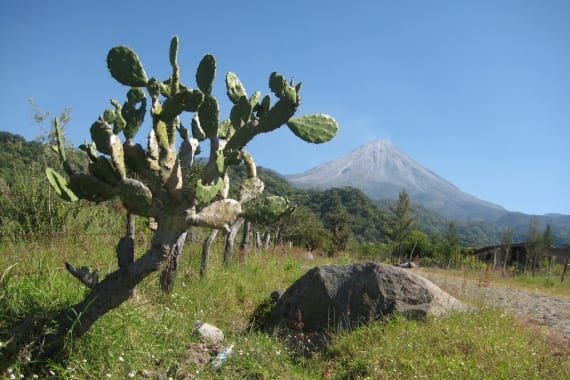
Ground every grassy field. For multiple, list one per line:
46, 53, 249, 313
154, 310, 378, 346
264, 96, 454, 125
1, 234, 568, 379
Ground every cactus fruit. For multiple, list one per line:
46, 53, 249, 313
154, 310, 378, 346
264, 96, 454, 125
286, 114, 339, 144
196, 54, 216, 95
45, 168, 79, 202
107, 46, 148, 87
226, 72, 248, 104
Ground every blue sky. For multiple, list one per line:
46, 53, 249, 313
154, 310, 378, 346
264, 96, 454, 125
1, 1, 569, 215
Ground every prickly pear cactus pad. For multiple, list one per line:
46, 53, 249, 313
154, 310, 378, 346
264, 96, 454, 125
196, 54, 216, 95
226, 72, 247, 103
45, 167, 79, 202
107, 46, 148, 87
286, 114, 339, 144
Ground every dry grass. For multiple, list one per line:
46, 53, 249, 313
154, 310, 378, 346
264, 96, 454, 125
417, 265, 570, 298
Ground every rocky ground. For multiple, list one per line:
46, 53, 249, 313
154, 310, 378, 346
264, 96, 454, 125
417, 270, 570, 343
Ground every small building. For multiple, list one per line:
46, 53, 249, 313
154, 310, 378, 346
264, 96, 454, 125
472, 242, 570, 269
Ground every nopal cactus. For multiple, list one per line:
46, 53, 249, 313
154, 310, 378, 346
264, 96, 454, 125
43, 36, 338, 352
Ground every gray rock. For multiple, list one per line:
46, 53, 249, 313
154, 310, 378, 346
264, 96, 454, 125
193, 321, 224, 343
264, 262, 467, 333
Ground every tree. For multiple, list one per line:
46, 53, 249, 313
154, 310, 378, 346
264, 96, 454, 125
501, 228, 513, 276
274, 205, 331, 251
543, 224, 554, 276
526, 217, 544, 276
325, 211, 353, 253
445, 222, 460, 269
29, 98, 72, 147
403, 229, 432, 261
41, 36, 338, 355
387, 190, 416, 263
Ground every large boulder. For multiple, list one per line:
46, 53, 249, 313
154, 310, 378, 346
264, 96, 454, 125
264, 262, 467, 333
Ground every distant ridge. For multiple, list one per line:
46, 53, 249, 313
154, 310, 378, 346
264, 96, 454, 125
287, 139, 505, 221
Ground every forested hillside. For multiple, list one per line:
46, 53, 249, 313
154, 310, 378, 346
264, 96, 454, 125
0, 131, 121, 239
2, 131, 567, 250
0, 131, 45, 179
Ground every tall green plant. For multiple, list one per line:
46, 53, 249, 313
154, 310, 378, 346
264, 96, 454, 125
42, 36, 338, 354
445, 222, 460, 269
388, 190, 416, 263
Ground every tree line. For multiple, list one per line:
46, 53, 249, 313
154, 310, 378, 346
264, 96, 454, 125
1, 130, 567, 267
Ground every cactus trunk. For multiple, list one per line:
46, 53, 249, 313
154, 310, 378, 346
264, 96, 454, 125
43, 213, 188, 356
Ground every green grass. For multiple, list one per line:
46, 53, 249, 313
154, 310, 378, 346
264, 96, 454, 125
1, 235, 568, 379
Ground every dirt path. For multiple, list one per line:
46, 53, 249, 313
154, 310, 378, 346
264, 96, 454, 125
417, 270, 570, 342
